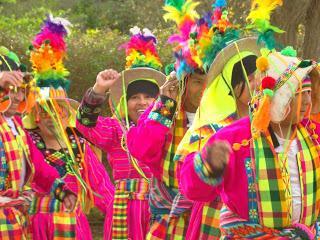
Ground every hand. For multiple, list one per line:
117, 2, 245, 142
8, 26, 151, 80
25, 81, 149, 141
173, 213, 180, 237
93, 69, 121, 95
160, 71, 179, 100
0, 71, 23, 89
205, 141, 232, 177
63, 192, 77, 212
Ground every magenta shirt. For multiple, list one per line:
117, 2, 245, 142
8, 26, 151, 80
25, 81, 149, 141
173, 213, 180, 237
76, 117, 152, 181
180, 117, 320, 221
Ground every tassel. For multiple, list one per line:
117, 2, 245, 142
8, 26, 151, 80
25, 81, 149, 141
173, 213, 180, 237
252, 93, 272, 134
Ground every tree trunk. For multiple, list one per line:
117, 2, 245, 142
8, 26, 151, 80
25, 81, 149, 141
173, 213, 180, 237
302, 0, 320, 59
272, 0, 311, 49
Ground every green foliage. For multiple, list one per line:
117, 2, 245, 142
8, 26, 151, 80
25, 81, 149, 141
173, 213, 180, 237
0, 0, 247, 102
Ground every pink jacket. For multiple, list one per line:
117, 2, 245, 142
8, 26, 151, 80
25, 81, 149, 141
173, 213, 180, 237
180, 117, 320, 222
28, 130, 115, 213
76, 117, 152, 180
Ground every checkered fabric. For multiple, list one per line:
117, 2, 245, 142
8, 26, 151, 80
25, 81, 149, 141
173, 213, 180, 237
147, 211, 190, 240
199, 200, 222, 239
53, 212, 76, 239
112, 178, 149, 240
0, 206, 29, 240
0, 116, 30, 198
162, 109, 187, 189
252, 121, 320, 228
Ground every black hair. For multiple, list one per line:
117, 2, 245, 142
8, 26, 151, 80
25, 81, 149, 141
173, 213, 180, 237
126, 80, 159, 101
231, 55, 257, 98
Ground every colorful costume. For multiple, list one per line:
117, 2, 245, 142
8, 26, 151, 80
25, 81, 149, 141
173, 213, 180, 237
25, 15, 114, 240
127, 1, 209, 238
0, 47, 65, 240
172, 1, 285, 238
77, 27, 166, 240
180, 50, 320, 239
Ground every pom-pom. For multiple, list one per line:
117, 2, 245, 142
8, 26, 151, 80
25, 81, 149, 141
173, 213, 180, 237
281, 46, 297, 57
261, 76, 276, 90
252, 94, 271, 134
256, 56, 269, 72
263, 88, 274, 97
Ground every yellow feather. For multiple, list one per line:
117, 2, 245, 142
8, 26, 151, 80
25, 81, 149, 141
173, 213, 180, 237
163, 0, 200, 25
247, 0, 283, 21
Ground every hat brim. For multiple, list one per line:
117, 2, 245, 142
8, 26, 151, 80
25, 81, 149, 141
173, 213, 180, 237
23, 97, 80, 130
109, 67, 166, 105
206, 37, 261, 86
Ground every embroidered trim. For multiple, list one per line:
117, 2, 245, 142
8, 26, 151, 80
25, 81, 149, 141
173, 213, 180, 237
149, 111, 173, 128
194, 152, 222, 186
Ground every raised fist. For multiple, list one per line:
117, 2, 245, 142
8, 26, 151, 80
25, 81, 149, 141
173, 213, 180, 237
160, 71, 179, 100
93, 69, 121, 95
205, 141, 231, 178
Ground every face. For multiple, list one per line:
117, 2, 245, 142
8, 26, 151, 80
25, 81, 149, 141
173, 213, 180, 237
37, 104, 70, 137
234, 72, 257, 106
281, 90, 312, 125
4, 88, 26, 117
183, 72, 207, 113
127, 93, 156, 124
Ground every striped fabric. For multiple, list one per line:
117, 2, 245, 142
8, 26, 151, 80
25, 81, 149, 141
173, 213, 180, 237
252, 122, 320, 228
147, 212, 190, 240
112, 178, 149, 239
220, 206, 317, 239
29, 194, 77, 239
172, 113, 237, 240
148, 178, 191, 239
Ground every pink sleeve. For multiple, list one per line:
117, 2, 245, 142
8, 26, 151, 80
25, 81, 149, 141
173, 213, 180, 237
84, 143, 114, 214
27, 134, 61, 193
76, 117, 118, 153
179, 151, 220, 202
76, 88, 118, 153
127, 96, 177, 178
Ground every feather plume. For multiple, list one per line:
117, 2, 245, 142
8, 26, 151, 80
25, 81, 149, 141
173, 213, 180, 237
247, 0, 283, 21
30, 15, 71, 90
121, 26, 162, 70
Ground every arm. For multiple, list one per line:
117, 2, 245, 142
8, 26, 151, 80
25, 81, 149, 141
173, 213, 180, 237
84, 142, 114, 214
76, 88, 117, 152
127, 95, 177, 175
179, 133, 233, 202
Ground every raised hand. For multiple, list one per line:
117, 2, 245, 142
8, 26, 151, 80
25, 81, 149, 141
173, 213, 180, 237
205, 141, 232, 178
63, 192, 77, 212
0, 71, 23, 89
160, 71, 179, 100
93, 69, 121, 95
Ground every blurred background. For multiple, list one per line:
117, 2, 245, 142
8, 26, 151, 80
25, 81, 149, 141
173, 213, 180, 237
1, 0, 319, 238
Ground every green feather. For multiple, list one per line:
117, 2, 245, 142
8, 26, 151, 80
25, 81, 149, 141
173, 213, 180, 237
165, 63, 175, 75
164, 0, 185, 10
0, 46, 10, 56
281, 46, 297, 57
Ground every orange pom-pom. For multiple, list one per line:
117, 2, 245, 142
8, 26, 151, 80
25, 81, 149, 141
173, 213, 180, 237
252, 94, 271, 134
256, 56, 269, 72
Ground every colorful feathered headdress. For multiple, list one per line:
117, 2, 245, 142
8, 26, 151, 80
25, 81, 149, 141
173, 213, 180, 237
163, 0, 204, 79
29, 14, 72, 91
197, 0, 241, 72
121, 26, 162, 71
246, 0, 284, 50
27, 15, 94, 212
